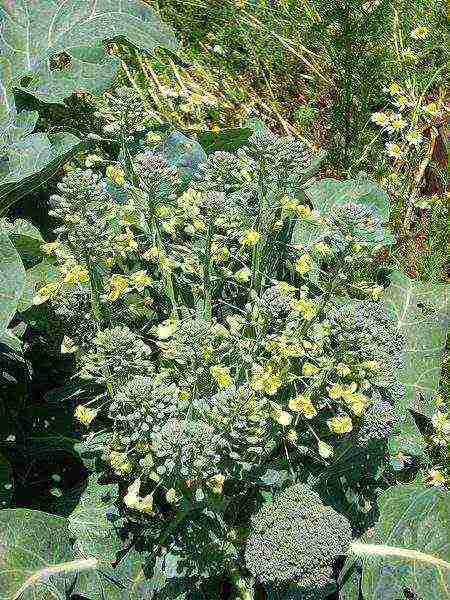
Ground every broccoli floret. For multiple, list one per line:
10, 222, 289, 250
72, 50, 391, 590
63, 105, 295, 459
244, 483, 352, 599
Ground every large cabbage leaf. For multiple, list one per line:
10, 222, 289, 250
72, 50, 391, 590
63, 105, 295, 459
0, 505, 159, 599
0, 57, 81, 215
382, 270, 449, 416
292, 176, 394, 249
0, 228, 25, 351
0, 0, 179, 104
342, 483, 450, 600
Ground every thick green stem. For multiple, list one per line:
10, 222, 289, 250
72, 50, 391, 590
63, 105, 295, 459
229, 570, 255, 600
84, 253, 115, 398
203, 222, 213, 322
350, 542, 450, 571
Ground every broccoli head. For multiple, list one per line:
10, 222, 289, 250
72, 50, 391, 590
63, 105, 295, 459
244, 483, 352, 599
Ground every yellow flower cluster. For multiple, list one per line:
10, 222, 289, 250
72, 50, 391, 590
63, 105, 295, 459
327, 382, 368, 416
250, 363, 283, 396
264, 335, 305, 359
294, 253, 314, 276
288, 394, 317, 419
327, 415, 353, 434
240, 228, 261, 246
210, 365, 233, 388
106, 270, 153, 302
124, 478, 154, 514
290, 298, 317, 321
74, 404, 96, 426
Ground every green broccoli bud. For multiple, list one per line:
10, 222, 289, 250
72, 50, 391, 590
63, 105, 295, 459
244, 483, 352, 599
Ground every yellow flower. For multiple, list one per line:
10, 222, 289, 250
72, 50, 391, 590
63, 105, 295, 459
275, 410, 293, 426
313, 241, 332, 256
206, 474, 225, 493
371, 111, 389, 126
288, 395, 317, 419
178, 389, 191, 403
318, 440, 334, 458
401, 48, 417, 62
295, 204, 312, 218
290, 298, 316, 321
371, 285, 384, 300
336, 363, 351, 377
405, 131, 424, 146
142, 246, 161, 261
155, 319, 177, 340
385, 142, 402, 159
116, 228, 138, 254
210, 365, 233, 388
302, 362, 320, 377
33, 282, 60, 304
124, 478, 154, 513
425, 469, 447, 487
294, 253, 313, 276
240, 229, 261, 246
410, 26, 429, 39
286, 428, 298, 442
327, 416, 353, 434
250, 364, 283, 396
40, 241, 61, 255
328, 383, 345, 400
344, 393, 367, 416
276, 281, 298, 294
85, 154, 103, 168
431, 412, 450, 435
340, 382, 358, 400
107, 274, 130, 302
61, 335, 78, 354
64, 264, 89, 285
165, 488, 178, 503
211, 125, 221, 133
106, 164, 126, 185
74, 405, 96, 426
393, 95, 410, 111
423, 102, 441, 117
363, 360, 380, 371
129, 270, 153, 291
212, 245, 231, 262
234, 267, 251, 282
280, 195, 299, 211
146, 132, 163, 144
388, 114, 408, 131
387, 83, 402, 96
109, 451, 133, 475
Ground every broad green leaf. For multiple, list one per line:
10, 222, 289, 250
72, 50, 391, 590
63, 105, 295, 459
196, 127, 254, 154
27, 45, 120, 104
0, 229, 25, 346
75, 430, 109, 471
0, 509, 80, 600
4, 218, 44, 260
0, 453, 13, 508
293, 177, 392, 249
342, 483, 450, 600
0, 130, 81, 215
388, 411, 426, 457
17, 259, 58, 312
68, 475, 118, 551
157, 131, 207, 185
0, 0, 179, 104
382, 270, 450, 416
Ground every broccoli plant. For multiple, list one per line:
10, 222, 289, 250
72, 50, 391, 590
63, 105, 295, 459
0, 90, 448, 599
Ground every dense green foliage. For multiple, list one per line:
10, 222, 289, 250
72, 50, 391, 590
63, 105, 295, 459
0, 1, 448, 599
